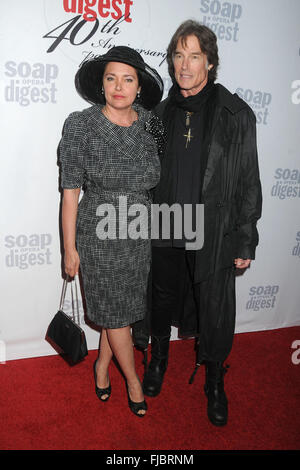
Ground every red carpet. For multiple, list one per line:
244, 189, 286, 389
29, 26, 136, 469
0, 327, 299, 451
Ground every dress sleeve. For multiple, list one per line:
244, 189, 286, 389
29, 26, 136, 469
58, 112, 87, 189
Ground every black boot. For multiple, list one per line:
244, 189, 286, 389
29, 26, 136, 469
204, 361, 229, 426
142, 335, 170, 397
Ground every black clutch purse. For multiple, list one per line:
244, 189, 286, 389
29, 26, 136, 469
47, 275, 88, 364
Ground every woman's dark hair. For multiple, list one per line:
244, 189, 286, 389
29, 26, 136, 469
167, 20, 219, 83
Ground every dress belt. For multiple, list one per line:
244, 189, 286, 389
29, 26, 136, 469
86, 188, 151, 200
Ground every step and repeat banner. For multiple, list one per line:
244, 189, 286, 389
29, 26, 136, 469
1, 0, 300, 361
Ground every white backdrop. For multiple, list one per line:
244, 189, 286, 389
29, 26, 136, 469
1, 0, 300, 361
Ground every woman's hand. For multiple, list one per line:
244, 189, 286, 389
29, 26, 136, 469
234, 258, 251, 269
64, 248, 80, 277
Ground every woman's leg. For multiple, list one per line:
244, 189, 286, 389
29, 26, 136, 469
95, 328, 113, 399
106, 326, 146, 415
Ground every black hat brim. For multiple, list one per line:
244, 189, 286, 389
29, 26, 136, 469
75, 49, 164, 110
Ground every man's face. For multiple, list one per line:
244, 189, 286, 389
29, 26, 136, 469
173, 34, 211, 97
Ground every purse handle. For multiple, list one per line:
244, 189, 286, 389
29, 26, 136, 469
59, 274, 80, 325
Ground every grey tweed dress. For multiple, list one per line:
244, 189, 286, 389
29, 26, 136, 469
59, 104, 161, 328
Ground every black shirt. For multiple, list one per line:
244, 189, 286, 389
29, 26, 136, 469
152, 81, 216, 248
172, 108, 204, 247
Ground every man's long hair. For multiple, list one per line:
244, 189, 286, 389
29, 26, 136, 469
167, 20, 219, 83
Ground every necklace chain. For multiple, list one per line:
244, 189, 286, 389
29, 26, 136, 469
185, 111, 193, 127
184, 111, 194, 148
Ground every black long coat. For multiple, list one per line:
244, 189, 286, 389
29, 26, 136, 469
132, 84, 262, 350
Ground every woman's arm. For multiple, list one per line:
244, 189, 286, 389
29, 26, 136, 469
62, 188, 81, 277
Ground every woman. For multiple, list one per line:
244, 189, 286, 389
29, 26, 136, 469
58, 46, 164, 417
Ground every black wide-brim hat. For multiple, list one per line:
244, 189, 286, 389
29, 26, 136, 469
75, 46, 164, 110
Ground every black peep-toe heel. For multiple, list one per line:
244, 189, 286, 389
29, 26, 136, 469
93, 360, 111, 402
126, 384, 147, 417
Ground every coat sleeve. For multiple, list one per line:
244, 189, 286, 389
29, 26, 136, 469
235, 108, 262, 260
58, 112, 87, 189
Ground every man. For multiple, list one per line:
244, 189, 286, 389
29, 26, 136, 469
142, 20, 262, 426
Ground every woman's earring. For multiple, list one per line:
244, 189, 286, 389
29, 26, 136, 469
137, 91, 141, 99
101, 86, 104, 95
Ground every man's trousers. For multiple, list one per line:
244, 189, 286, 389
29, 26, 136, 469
151, 246, 236, 363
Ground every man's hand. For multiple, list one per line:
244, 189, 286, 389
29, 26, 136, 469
234, 258, 251, 269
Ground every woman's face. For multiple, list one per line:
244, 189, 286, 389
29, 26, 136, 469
102, 61, 141, 110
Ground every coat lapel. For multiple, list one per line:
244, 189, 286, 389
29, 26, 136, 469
201, 84, 247, 196
201, 104, 223, 195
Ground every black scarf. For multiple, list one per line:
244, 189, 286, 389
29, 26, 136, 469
160, 80, 217, 152
168, 80, 215, 112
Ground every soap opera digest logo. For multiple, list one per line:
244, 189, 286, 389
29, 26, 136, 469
3, 61, 59, 107
4, 233, 52, 270
198, 1, 272, 124
246, 284, 279, 313
199, 0, 243, 42
292, 231, 300, 258
235, 87, 272, 125
271, 168, 300, 200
